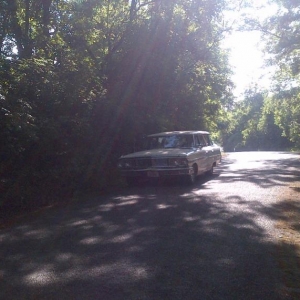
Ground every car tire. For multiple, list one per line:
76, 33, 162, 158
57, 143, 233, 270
186, 164, 197, 184
125, 177, 138, 187
206, 164, 214, 176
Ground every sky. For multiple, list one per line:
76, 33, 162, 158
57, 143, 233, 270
221, 2, 278, 98
221, 30, 271, 98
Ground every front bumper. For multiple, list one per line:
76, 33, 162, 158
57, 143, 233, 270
120, 167, 193, 178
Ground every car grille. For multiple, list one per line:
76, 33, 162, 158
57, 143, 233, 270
127, 158, 169, 169
135, 158, 152, 169
152, 158, 168, 167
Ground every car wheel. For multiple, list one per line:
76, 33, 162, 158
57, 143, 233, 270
186, 164, 197, 184
125, 177, 138, 187
206, 164, 214, 176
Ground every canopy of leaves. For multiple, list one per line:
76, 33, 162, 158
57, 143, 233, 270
260, 0, 300, 147
222, 87, 292, 152
0, 0, 233, 210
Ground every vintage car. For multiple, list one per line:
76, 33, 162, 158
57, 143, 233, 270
118, 131, 222, 185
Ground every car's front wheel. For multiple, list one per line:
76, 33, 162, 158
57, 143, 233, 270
125, 177, 139, 187
185, 164, 197, 184
206, 163, 214, 176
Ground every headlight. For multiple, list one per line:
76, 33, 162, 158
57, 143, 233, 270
118, 159, 134, 168
168, 158, 188, 167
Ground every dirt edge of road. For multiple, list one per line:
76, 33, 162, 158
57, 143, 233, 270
276, 180, 300, 298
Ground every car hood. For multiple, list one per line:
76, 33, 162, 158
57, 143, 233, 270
120, 148, 195, 159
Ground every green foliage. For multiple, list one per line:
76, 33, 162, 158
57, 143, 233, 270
0, 0, 233, 210
222, 88, 291, 151
258, 0, 300, 147
270, 87, 300, 147
234, 0, 300, 150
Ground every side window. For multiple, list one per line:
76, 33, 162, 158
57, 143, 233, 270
208, 135, 213, 146
203, 135, 213, 146
194, 135, 199, 146
202, 135, 208, 146
197, 135, 206, 147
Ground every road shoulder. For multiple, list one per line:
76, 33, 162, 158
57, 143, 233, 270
276, 181, 300, 299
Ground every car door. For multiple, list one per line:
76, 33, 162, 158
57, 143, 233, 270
202, 134, 215, 171
203, 134, 220, 167
194, 134, 209, 173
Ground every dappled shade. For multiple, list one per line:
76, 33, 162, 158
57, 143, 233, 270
1, 152, 299, 299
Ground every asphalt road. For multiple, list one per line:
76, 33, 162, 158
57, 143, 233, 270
1, 152, 300, 300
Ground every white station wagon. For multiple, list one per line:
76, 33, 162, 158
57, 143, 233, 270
118, 131, 222, 185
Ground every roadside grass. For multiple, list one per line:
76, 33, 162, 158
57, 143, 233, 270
276, 181, 300, 298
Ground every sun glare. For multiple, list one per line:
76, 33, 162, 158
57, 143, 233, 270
221, 1, 279, 98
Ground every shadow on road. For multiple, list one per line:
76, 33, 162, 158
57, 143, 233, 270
214, 152, 300, 190
0, 152, 299, 299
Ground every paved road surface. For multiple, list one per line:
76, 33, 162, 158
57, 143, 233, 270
1, 152, 300, 300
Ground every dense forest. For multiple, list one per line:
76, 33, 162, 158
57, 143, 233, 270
0, 0, 299, 211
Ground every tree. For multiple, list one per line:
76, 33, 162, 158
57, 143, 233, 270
222, 87, 291, 151
260, 0, 300, 147
0, 0, 234, 210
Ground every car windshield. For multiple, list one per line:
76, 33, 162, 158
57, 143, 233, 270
146, 135, 194, 149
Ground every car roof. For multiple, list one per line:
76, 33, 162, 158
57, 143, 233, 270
148, 131, 210, 137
